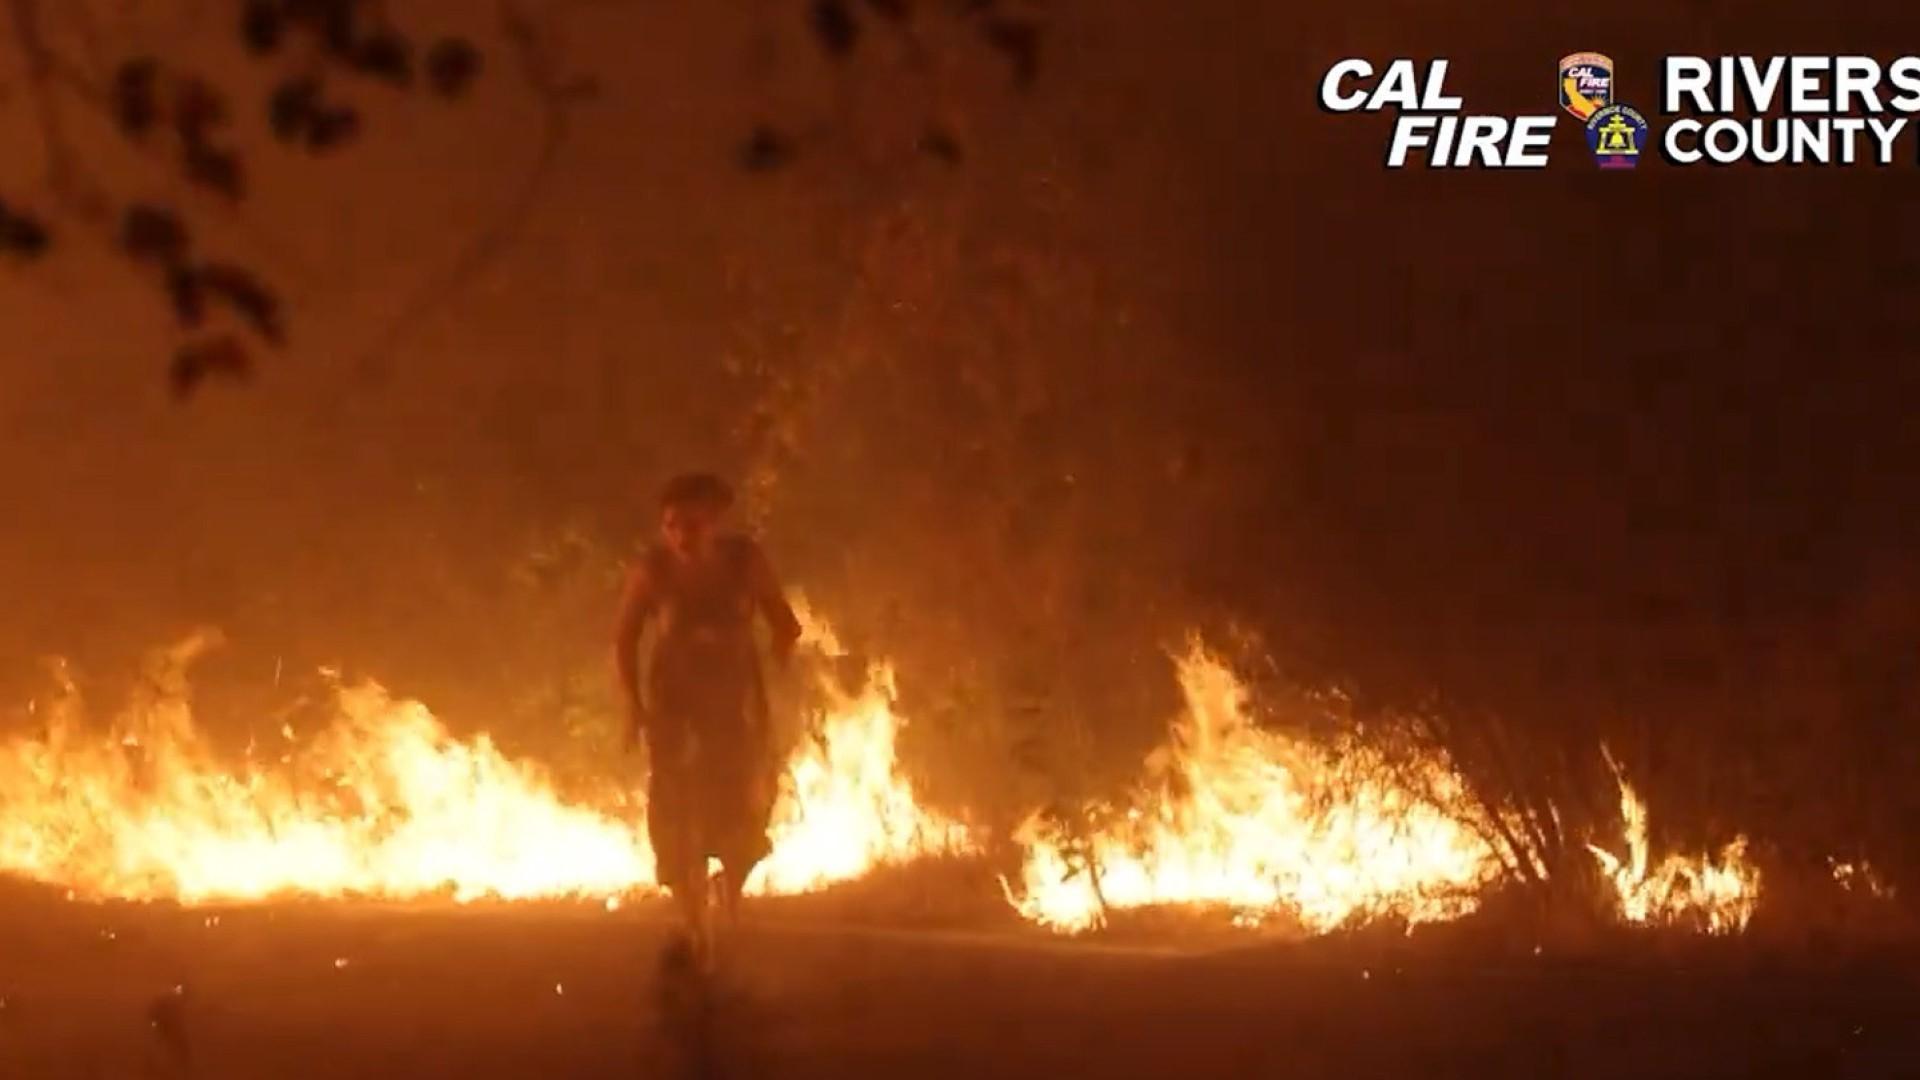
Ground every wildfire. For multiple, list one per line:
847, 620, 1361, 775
1828, 857, 1894, 899
749, 624, 976, 894
748, 591, 975, 887
0, 620, 1767, 938
0, 623, 968, 905
1584, 748, 1761, 934
1004, 643, 1509, 934
1006, 647, 1767, 937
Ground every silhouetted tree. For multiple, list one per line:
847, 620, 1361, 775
1, 0, 1044, 397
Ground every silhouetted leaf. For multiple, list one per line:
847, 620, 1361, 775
167, 267, 206, 327
268, 77, 322, 142
919, 125, 962, 165
240, 0, 285, 55
199, 262, 286, 344
305, 106, 361, 152
182, 144, 245, 200
425, 37, 481, 98
0, 204, 51, 259
120, 205, 189, 265
353, 32, 413, 87
113, 58, 161, 138
288, 0, 359, 54
809, 0, 860, 59
981, 16, 1040, 87
170, 336, 253, 399
172, 78, 229, 142
738, 125, 795, 173
10, 218, 50, 260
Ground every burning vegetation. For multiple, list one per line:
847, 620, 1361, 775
0, 616, 971, 907
0, 610, 1792, 941
1004, 643, 1764, 936
1585, 747, 1760, 935
1006, 643, 1508, 934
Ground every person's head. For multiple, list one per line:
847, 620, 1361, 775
657, 472, 734, 561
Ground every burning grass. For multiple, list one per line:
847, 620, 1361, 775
1002, 643, 1767, 938
0, 620, 973, 907
1003, 642, 1508, 934
0, 618, 1839, 942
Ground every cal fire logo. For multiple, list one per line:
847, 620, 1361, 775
1559, 53, 1613, 121
1326, 53, 1920, 169
1319, 58, 1555, 168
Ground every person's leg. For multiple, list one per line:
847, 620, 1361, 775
715, 741, 776, 924
647, 758, 708, 956
716, 859, 748, 924
716, 818, 770, 922
686, 862, 714, 974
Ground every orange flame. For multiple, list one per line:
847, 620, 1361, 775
0, 621, 969, 905
1005, 643, 1509, 934
749, 618, 976, 893
1007, 648, 1767, 937
1828, 857, 1893, 899
1584, 747, 1760, 934
0, 621, 1765, 937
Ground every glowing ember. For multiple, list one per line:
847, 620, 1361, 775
1585, 748, 1760, 934
1005, 642, 1509, 934
1829, 858, 1894, 899
0, 619, 966, 905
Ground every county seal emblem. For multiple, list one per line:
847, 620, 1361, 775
1559, 52, 1614, 122
1585, 104, 1650, 169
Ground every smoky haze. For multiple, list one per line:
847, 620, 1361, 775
1, 1, 1916, 884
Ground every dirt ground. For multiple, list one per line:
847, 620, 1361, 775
0, 881, 1914, 1080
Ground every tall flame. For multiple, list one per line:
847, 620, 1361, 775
1005, 643, 1509, 934
1006, 647, 1766, 937
1585, 748, 1760, 934
0, 622, 1765, 936
750, 663, 974, 894
749, 605, 976, 893
0, 624, 968, 905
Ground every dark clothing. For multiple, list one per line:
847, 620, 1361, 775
642, 535, 777, 895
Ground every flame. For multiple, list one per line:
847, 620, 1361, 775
0, 618, 1768, 937
1585, 748, 1760, 934
1828, 857, 1894, 899
747, 595, 976, 894
0, 622, 968, 905
1005, 643, 1509, 934
750, 661, 974, 894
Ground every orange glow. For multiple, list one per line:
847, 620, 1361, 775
0, 616, 969, 905
1006, 647, 1766, 937
1004, 642, 1508, 934
1585, 748, 1760, 934
749, 600, 977, 894
0, 622, 1766, 937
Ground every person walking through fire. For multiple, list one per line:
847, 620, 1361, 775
613, 472, 802, 970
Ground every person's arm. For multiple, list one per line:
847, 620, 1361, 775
612, 560, 657, 750
746, 542, 802, 667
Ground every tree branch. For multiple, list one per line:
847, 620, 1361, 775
19, 21, 323, 288
5, 0, 108, 220
352, 0, 598, 380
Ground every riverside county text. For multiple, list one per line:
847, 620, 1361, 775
1320, 55, 1920, 168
